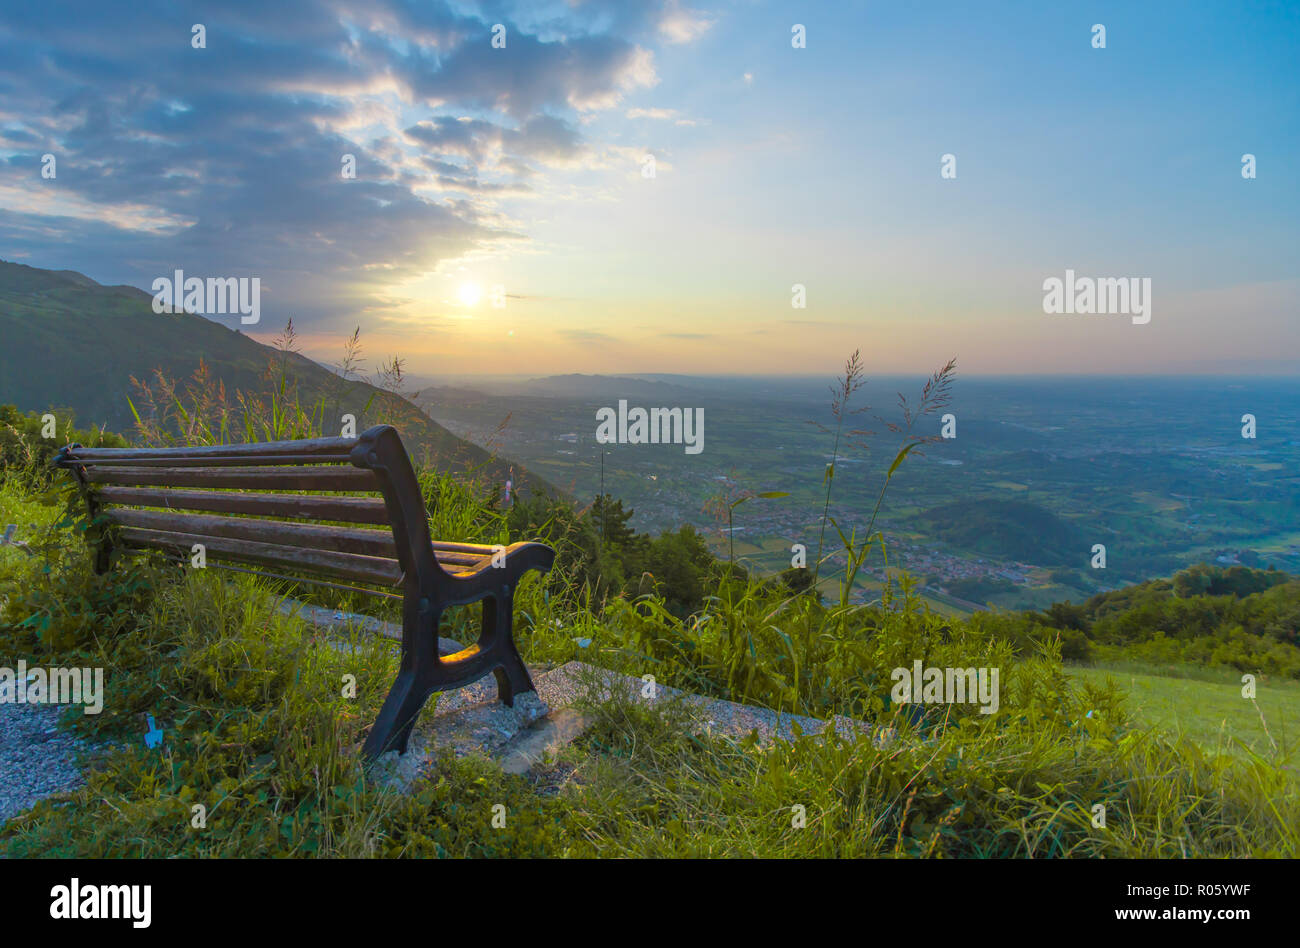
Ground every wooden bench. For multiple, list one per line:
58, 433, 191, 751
54, 424, 555, 760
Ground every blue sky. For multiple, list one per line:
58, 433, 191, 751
0, 0, 1296, 375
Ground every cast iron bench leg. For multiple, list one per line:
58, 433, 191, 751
362, 598, 442, 758
484, 586, 535, 706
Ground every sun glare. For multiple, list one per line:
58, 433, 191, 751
457, 282, 482, 306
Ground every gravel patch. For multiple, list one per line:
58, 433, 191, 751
0, 699, 93, 828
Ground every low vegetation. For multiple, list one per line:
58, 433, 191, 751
0, 349, 1295, 858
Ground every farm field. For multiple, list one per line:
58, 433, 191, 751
417, 375, 1300, 610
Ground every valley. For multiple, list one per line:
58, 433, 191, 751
414, 373, 1300, 611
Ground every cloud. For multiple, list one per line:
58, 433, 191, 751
401, 30, 658, 117
404, 113, 586, 171
658, 1, 715, 44
0, 0, 676, 333
627, 107, 679, 120
627, 107, 702, 127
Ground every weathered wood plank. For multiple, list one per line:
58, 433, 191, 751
65, 454, 354, 468
98, 494, 490, 568
106, 508, 399, 558
432, 540, 503, 555
434, 550, 487, 568
62, 436, 358, 461
118, 527, 404, 587
96, 486, 390, 524
87, 465, 380, 492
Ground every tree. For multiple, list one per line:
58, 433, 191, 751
590, 494, 640, 548
1039, 601, 1089, 632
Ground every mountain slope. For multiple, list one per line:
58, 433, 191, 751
921, 498, 1086, 566
0, 260, 556, 496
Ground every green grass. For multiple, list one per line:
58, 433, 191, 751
1067, 663, 1299, 764
4, 549, 1296, 858
552, 682, 1299, 857
2, 476, 1297, 857
0, 474, 63, 537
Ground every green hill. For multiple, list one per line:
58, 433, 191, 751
0, 260, 556, 496
920, 498, 1085, 565
1030, 563, 1300, 677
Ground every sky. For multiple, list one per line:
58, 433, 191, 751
0, 0, 1297, 377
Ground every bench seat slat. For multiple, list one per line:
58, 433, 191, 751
95, 487, 391, 524
434, 550, 491, 569
87, 465, 380, 492
62, 436, 358, 461
432, 540, 504, 555
118, 527, 404, 587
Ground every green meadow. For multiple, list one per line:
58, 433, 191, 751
1067, 664, 1299, 764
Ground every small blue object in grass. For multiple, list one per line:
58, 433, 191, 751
574, 637, 592, 649
145, 715, 164, 749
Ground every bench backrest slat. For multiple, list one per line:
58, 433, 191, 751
64, 436, 358, 461
118, 526, 403, 587
67, 454, 355, 468
86, 465, 380, 492
95, 486, 392, 525
107, 508, 400, 559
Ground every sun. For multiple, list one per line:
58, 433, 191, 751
457, 282, 482, 306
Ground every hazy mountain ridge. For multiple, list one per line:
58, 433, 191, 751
496, 373, 701, 401
0, 260, 557, 496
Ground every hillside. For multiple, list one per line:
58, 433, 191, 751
0, 261, 556, 496
920, 498, 1085, 566
1033, 563, 1300, 676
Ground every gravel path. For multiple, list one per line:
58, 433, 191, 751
0, 699, 92, 827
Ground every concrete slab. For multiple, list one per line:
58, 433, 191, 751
370, 689, 550, 790
370, 660, 893, 790
534, 661, 891, 746
498, 708, 596, 776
